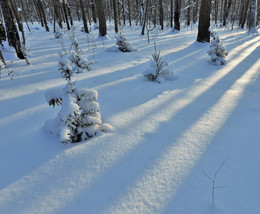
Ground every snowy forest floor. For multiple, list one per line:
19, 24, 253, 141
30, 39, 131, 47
0, 23, 260, 214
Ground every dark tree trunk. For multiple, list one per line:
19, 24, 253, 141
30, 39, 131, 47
215, 0, 218, 24
141, 0, 149, 35
170, 0, 173, 27
128, 0, 132, 26
91, 0, 97, 23
95, 0, 107, 36
223, 0, 227, 26
0, 0, 25, 59
240, 0, 250, 28
159, 0, 164, 29
0, 8, 6, 43
79, 0, 89, 33
174, 0, 181, 31
62, 0, 70, 30
187, 0, 191, 26
192, 0, 198, 24
54, 0, 63, 28
197, 0, 211, 43
113, 0, 118, 32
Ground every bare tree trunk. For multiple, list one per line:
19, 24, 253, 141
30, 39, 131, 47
122, 0, 126, 25
248, 0, 257, 32
128, 0, 132, 26
174, 0, 181, 31
140, 0, 144, 25
0, 10, 6, 43
0, 49, 6, 66
79, 0, 89, 33
38, 0, 49, 31
113, 0, 118, 32
215, 0, 218, 24
240, 0, 250, 28
159, 0, 164, 29
187, 0, 191, 26
95, 0, 107, 36
0, 0, 25, 59
197, 0, 211, 42
54, 0, 63, 28
62, 0, 70, 30
170, 0, 173, 27
90, 0, 97, 23
193, 0, 198, 23
66, 3, 73, 26
141, 0, 149, 35
9, 0, 26, 44
223, 0, 227, 26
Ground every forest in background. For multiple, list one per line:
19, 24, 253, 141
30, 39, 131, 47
0, 0, 259, 65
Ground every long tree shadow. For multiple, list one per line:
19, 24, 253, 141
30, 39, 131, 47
0, 31, 258, 214
55, 41, 260, 213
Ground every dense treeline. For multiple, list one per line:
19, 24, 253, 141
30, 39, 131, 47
0, 0, 259, 62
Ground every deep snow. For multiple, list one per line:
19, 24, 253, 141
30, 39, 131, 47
0, 23, 259, 214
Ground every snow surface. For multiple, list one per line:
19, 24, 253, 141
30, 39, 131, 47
0, 23, 260, 214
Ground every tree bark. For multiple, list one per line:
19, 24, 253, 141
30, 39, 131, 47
95, 0, 107, 36
174, 0, 181, 31
79, 0, 89, 33
187, 0, 191, 26
159, 0, 164, 29
197, 0, 211, 42
0, 0, 25, 59
170, 0, 173, 27
113, 0, 118, 32
62, 0, 70, 30
248, 0, 257, 32
91, 0, 97, 23
141, 0, 149, 35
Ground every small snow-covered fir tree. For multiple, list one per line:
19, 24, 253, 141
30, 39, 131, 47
143, 44, 175, 83
116, 33, 135, 52
69, 35, 92, 73
59, 29, 92, 73
207, 32, 228, 65
45, 51, 112, 143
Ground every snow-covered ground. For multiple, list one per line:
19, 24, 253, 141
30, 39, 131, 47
0, 23, 259, 214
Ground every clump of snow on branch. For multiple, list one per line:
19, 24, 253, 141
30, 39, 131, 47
44, 47, 112, 144
207, 32, 228, 66
143, 44, 175, 83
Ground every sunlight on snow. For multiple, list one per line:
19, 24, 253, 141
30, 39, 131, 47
106, 59, 260, 214
0, 35, 259, 214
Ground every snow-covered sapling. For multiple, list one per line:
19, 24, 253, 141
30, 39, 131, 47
44, 52, 112, 143
207, 32, 228, 65
143, 44, 175, 83
69, 36, 92, 73
59, 29, 92, 73
116, 33, 135, 52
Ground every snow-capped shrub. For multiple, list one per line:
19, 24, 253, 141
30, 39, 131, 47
44, 52, 112, 143
143, 46, 175, 83
207, 32, 228, 65
116, 33, 135, 52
